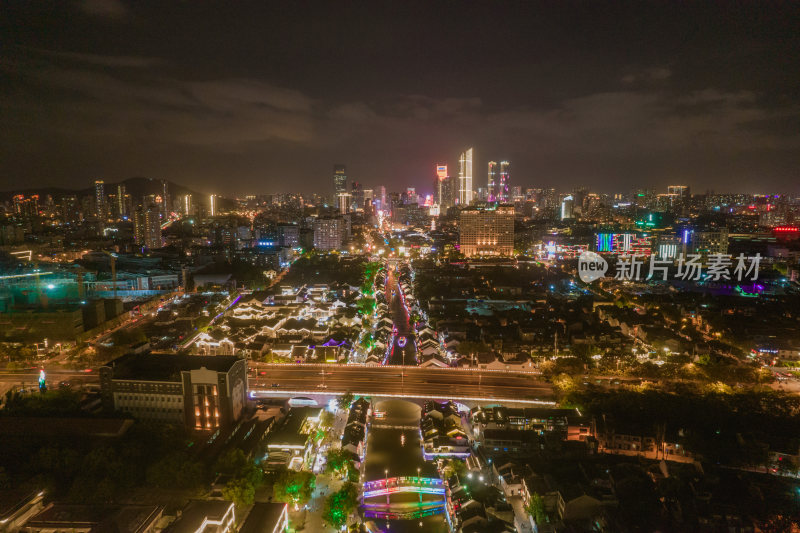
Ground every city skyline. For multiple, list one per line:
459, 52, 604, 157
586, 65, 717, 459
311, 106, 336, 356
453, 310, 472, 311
2, 2, 799, 195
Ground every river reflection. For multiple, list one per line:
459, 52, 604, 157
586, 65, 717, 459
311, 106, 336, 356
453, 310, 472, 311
362, 400, 449, 533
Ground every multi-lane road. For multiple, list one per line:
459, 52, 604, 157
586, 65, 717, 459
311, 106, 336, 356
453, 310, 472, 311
248, 364, 553, 403
0, 364, 553, 403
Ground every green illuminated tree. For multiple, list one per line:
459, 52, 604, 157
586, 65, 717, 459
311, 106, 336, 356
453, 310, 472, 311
273, 471, 315, 508
323, 482, 358, 529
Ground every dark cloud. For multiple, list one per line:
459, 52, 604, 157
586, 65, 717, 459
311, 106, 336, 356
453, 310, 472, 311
0, 1, 799, 195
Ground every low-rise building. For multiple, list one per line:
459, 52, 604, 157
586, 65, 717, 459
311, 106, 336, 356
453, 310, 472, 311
99, 353, 247, 431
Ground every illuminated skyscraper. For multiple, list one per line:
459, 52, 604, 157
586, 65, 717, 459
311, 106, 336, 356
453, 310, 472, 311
338, 192, 352, 214
333, 164, 347, 196
458, 148, 473, 205
116, 184, 127, 219
561, 195, 574, 220
134, 206, 162, 250
376, 186, 386, 211
433, 164, 448, 206
94, 179, 105, 219
487, 161, 497, 201
498, 161, 510, 203
210, 194, 216, 217
351, 181, 363, 211
161, 179, 170, 218
183, 194, 192, 216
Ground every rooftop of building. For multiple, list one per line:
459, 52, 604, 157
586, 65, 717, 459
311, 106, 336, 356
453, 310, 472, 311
166, 500, 234, 533
238, 503, 287, 533
23, 503, 163, 533
102, 352, 243, 381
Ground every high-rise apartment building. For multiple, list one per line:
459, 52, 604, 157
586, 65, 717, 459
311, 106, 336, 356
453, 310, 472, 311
94, 179, 105, 219
487, 161, 497, 201
458, 148, 473, 205
116, 184, 127, 219
441, 176, 456, 210
277, 224, 300, 247
134, 206, 163, 250
337, 193, 352, 214
459, 204, 515, 257
313, 218, 343, 251
160, 179, 170, 218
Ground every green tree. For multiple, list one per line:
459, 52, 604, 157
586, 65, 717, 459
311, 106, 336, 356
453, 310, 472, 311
319, 410, 335, 430
222, 477, 255, 506
273, 471, 316, 508
337, 391, 355, 410
323, 482, 358, 529
214, 449, 248, 476
525, 492, 547, 525
441, 459, 467, 480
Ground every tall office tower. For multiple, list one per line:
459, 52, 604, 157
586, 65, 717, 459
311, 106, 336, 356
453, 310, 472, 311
333, 164, 347, 197
440, 176, 456, 209
458, 148, 473, 205
433, 164, 448, 205
209, 194, 216, 217
405, 187, 418, 205
338, 192, 352, 214
363, 189, 374, 211
133, 206, 163, 250
498, 161, 510, 202
313, 218, 343, 251
116, 184, 127, 219
183, 194, 192, 216
351, 181, 363, 210
376, 186, 387, 212
487, 161, 497, 201
561, 195, 575, 220
459, 205, 515, 257
544, 188, 558, 209
94, 179, 106, 219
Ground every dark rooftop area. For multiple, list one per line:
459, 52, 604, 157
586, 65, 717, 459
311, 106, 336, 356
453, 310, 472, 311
103, 352, 244, 382
238, 502, 287, 533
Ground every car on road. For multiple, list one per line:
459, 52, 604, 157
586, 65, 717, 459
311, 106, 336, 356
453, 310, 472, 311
316, 384, 328, 389
271, 383, 280, 388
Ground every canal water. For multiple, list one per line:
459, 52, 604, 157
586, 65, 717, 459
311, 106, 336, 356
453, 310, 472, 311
362, 400, 448, 533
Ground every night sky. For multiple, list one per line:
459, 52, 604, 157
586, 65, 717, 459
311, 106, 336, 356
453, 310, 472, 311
2, 1, 799, 195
